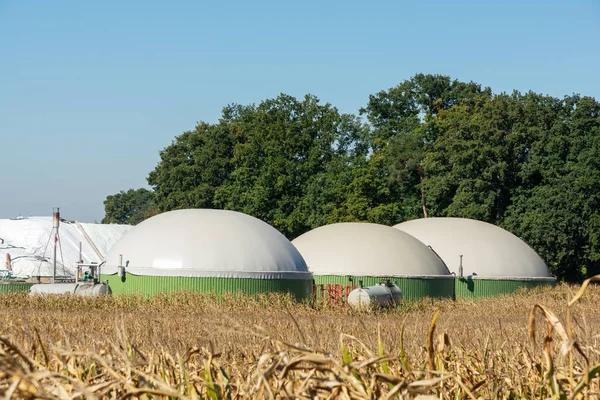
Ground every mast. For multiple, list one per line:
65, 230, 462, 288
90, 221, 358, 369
52, 207, 60, 283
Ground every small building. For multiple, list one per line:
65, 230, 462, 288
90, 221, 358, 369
291, 222, 454, 301
101, 209, 313, 300
394, 217, 556, 298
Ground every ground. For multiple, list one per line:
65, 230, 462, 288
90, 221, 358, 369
0, 282, 599, 398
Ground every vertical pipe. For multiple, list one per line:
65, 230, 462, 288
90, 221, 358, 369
52, 207, 60, 283
459, 254, 464, 278
53, 236, 57, 283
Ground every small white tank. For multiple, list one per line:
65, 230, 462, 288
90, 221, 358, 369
30, 283, 112, 296
74, 282, 112, 296
30, 283, 77, 295
347, 281, 402, 310
387, 283, 403, 306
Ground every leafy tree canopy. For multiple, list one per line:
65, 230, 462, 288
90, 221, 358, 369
102, 75, 600, 281
101, 188, 157, 225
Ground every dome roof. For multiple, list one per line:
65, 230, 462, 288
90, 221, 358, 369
394, 218, 553, 279
103, 209, 311, 279
291, 223, 450, 277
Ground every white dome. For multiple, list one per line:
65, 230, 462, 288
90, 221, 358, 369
291, 223, 450, 277
103, 209, 311, 279
394, 218, 553, 279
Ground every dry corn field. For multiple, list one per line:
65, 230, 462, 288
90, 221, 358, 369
1, 278, 600, 399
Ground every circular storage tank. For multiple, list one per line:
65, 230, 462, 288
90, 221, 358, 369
101, 209, 313, 300
394, 218, 556, 298
291, 223, 454, 301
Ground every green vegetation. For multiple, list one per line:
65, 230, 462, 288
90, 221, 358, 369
103, 74, 600, 281
102, 188, 157, 225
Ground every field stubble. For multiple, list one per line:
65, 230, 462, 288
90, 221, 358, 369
0, 280, 600, 399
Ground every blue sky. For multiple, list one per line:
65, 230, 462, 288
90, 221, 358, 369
1, 0, 599, 222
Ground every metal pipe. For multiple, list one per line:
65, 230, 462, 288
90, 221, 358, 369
52, 207, 60, 283
75, 222, 103, 260
459, 254, 463, 278
53, 234, 57, 283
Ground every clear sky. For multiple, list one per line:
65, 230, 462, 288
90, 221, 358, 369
1, 0, 599, 222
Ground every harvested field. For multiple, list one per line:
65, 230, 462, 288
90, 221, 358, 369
1, 280, 600, 399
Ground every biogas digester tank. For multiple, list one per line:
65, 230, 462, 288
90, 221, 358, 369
393, 217, 556, 299
347, 280, 403, 310
292, 222, 454, 301
101, 209, 313, 300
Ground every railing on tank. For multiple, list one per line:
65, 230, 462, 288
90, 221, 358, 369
312, 283, 356, 307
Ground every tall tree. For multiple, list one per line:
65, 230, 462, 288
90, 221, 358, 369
147, 121, 236, 211
422, 93, 523, 223
502, 95, 600, 280
147, 93, 367, 239
213, 94, 366, 238
360, 74, 491, 222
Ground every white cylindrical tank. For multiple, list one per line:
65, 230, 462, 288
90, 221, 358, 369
387, 283, 403, 306
30, 283, 76, 295
30, 283, 112, 296
347, 282, 402, 310
74, 282, 112, 296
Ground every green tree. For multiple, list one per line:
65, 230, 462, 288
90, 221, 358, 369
360, 74, 491, 222
147, 94, 367, 239
213, 94, 366, 238
502, 95, 600, 280
422, 93, 525, 222
147, 121, 236, 211
102, 188, 157, 225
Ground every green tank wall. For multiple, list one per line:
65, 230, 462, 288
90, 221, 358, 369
455, 278, 556, 299
0, 282, 34, 294
100, 273, 312, 301
312, 275, 455, 301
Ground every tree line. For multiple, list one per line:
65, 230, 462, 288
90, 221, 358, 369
102, 74, 600, 281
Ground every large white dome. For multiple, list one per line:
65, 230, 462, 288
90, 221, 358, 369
103, 209, 311, 279
291, 222, 450, 277
394, 217, 553, 279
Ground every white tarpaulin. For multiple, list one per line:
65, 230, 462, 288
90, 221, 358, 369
0, 217, 131, 278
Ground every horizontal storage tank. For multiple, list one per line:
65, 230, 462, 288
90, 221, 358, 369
394, 218, 556, 298
292, 223, 454, 301
101, 209, 313, 300
30, 283, 77, 295
347, 281, 403, 310
29, 282, 111, 296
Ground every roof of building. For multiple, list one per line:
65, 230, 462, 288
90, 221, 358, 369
102, 209, 312, 280
394, 217, 553, 279
291, 222, 451, 277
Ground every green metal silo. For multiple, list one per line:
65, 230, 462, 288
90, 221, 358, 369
100, 209, 313, 300
291, 222, 455, 302
394, 217, 556, 299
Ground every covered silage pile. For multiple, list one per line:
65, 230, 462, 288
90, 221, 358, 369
0, 217, 131, 279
